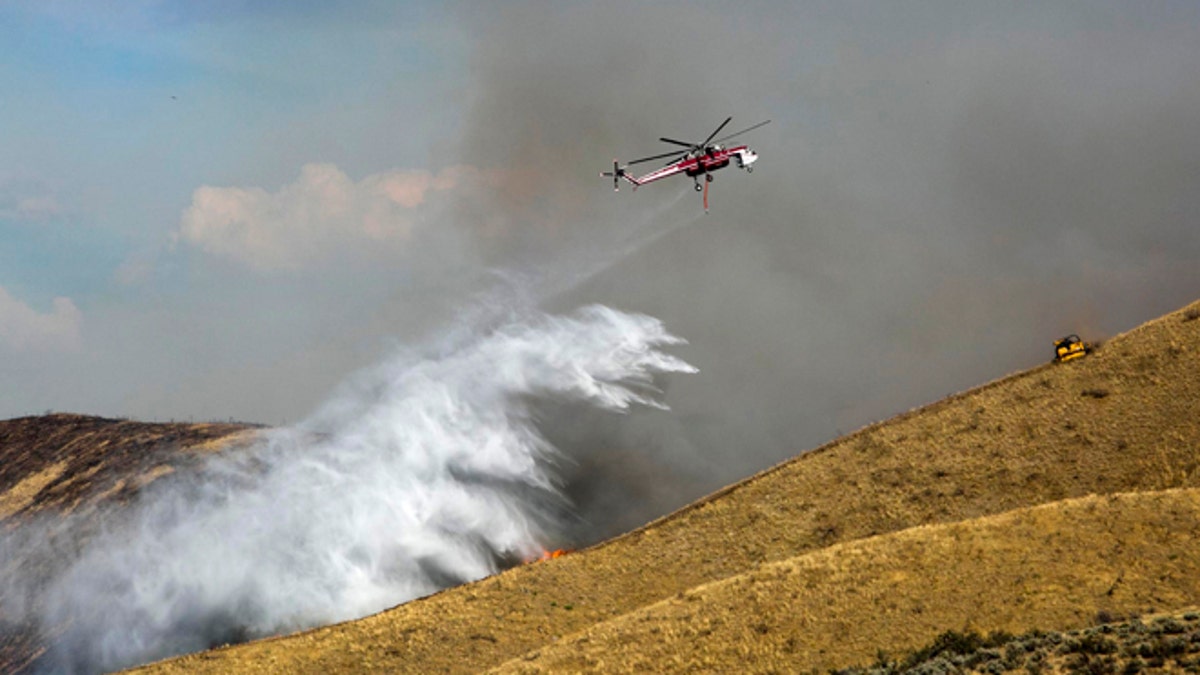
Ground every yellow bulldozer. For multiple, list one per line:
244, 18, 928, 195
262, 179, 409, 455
1054, 334, 1093, 363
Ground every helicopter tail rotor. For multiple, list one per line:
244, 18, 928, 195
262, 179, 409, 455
600, 159, 624, 191
600, 159, 644, 191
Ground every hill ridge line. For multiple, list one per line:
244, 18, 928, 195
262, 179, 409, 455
124, 338, 1059, 667
125, 296, 1200, 674
117, 347, 1061, 671
604, 298, 1199, 549
604, 364, 1054, 549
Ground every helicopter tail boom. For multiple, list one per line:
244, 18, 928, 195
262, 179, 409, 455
600, 160, 641, 191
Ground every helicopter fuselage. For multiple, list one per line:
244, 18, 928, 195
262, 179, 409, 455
627, 144, 756, 187
600, 117, 768, 209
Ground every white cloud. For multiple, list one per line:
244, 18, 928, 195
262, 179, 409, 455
0, 287, 83, 353
176, 163, 471, 271
0, 176, 63, 222
113, 248, 158, 286
14, 196, 62, 220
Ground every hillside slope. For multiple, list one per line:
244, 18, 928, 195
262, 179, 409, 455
0, 414, 259, 523
134, 299, 1200, 674
495, 488, 1200, 673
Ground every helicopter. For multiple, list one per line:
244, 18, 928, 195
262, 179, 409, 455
601, 117, 769, 210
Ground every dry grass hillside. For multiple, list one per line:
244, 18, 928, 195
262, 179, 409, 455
0, 415, 260, 674
0, 414, 259, 524
128, 297, 1200, 674
495, 488, 1200, 673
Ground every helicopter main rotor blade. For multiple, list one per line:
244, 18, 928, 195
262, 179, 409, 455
701, 116, 733, 148
712, 119, 771, 145
628, 149, 688, 165
659, 137, 696, 148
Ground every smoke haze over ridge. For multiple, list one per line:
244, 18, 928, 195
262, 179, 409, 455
448, 1, 1200, 495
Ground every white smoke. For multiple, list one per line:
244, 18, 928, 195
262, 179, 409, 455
7, 303, 694, 673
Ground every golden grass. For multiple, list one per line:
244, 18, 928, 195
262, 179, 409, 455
494, 488, 1200, 673
0, 417, 257, 523
185, 429, 261, 455
0, 460, 67, 521
88, 465, 176, 505
122, 298, 1200, 674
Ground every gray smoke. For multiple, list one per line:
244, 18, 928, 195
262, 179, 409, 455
448, 0, 1200, 517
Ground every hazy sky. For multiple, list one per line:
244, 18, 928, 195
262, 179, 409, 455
3, 1, 1199, 480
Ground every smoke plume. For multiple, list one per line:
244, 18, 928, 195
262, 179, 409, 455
1, 302, 694, 673
449, 0, 1200, 500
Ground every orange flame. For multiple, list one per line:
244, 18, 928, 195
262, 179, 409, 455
524, 548, 572, 564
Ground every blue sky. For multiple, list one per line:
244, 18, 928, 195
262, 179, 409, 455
2, 1, 1199, 466
0, 1, 471, 419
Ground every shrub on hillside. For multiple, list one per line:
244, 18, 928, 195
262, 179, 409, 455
837, 611, 1200, 675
